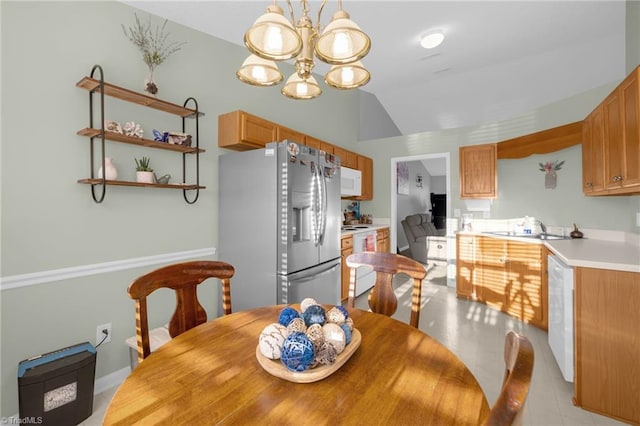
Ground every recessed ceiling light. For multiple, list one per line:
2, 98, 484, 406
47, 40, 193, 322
421, 31, 445, 49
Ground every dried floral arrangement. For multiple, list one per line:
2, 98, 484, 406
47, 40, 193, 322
539, 160, 564, 173
122, 13, 186, 94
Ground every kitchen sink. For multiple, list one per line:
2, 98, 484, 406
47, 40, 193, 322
483, 231, 570, 240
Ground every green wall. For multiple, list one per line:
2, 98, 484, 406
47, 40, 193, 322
2, 0, 639, 418
0, 0, 361, 416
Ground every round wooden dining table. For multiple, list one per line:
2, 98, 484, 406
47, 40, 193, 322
104, 305, 490, 425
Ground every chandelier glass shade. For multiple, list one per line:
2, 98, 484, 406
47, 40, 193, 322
236, 54, 284, 86
238, 0, 371, 100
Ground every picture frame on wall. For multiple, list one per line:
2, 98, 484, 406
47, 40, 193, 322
397, 162, 409, 195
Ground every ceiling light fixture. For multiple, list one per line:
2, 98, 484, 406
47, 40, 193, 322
237, 0, 371, 100
420, 31, 445, 49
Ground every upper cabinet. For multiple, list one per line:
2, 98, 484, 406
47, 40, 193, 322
218, 110, 276, 151
582, 105, 606, 193
356, 155, 373, 200
583, 66, 640, 196
218, 110, 373, 200
459, 143, 497, 199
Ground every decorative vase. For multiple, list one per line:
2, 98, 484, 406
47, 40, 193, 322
545, 171, 557, 189
144, 71, 158, 96
136, 171, 155, 184
98, 157, 118, 180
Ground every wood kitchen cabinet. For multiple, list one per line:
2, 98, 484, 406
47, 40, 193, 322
376, 227, 390, 253
574, 267, 640, 424
456, 234, 477, 298
456, 235, 547, 329
356, 155, 373, 200
277, 126, 306, 145
340, 235, 354, 301
582, 105, 606, 193
459, 144, 497, 199
582, 65, 640, 195
218, 110, 277, 151
306, 136, 334, 154
334, 146, 358, 169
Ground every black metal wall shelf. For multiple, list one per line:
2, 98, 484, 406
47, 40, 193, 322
76, 65, 205, 204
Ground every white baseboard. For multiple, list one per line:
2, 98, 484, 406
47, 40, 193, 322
94, 366, 130, 395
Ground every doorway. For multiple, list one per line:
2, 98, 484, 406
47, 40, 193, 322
390, 153, 452, 284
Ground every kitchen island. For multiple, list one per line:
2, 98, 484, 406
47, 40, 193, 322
457, 231, 640, 424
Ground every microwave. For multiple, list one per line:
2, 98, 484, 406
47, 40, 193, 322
341, 167, 362, 197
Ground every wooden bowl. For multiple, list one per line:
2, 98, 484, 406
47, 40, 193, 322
255, 329, 361, 383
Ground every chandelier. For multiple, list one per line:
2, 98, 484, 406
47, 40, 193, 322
236, 0, 371, 100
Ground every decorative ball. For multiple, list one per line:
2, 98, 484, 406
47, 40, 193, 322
326, 306, 346, 325
343, 317, 354, 331
302, 305, 326, 327
323, 323, 346, 354
280, 332, 315, 372
335, 305, 349, 320
306, 323, 325, 348
258, 323, 288, 360
278, 306, 300, 327
300, 297, 318, 313
341, 323, 352, 346
287, 317, 307, 334
315, 341, 338, 366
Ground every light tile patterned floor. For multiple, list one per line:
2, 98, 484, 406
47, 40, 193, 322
86, 264, 624, 425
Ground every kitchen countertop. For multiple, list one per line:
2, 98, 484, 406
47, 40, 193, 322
460, 231, 640, 273
341, 224, 389, 236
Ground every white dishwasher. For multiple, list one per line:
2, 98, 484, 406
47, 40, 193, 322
548, 254, 574, 382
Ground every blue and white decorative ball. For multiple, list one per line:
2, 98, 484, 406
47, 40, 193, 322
280, 332, 315, 372
278, 306, 300, 327
302, 304, 326, 327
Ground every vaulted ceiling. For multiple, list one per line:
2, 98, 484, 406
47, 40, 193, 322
124, 1, 627, 136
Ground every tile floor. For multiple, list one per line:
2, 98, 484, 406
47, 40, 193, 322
84, 262, 624, 425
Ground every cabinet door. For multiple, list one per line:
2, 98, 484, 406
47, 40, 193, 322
341, 236, 354, 301
603, 90, 624, 190
307, 136, 334, 154
241, 113, 277, 147
574, 267, 640, 424
334, 146, 358, 169
277, 126, 306, 145
582, 106, 606, 193
476, 236, 508, 309
621, 69, 640, 188
504, 241, 543, 325
376, 228, 389, 253
455, 234, 476, 298
459, 144, 497, 199
357, 155, 373, 200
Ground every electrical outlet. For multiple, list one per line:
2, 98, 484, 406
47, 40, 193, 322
636, 212, 640, 227
96, 323, 112, 345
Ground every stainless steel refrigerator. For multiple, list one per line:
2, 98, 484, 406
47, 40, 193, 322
218, 141, 342, 311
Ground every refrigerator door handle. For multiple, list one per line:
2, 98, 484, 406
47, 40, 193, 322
318, 165, 328, 246
285, 261, 339, 283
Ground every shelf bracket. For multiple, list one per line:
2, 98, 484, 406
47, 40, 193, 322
89, 64, 107, 203
182, 97, 200, 204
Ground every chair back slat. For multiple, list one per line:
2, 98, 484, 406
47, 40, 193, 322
346, 251, 426, 328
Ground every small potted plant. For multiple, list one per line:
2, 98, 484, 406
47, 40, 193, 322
135, 157, 154, 183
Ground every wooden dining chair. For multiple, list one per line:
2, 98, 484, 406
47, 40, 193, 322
127, 260, 234, 365
346, 251, 427, 328
483, 330, 535, 426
